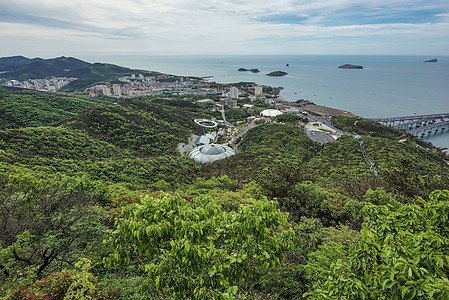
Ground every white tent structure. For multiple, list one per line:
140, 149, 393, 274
260, 109, 283, 117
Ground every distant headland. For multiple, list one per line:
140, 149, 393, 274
424, 59, 437, 63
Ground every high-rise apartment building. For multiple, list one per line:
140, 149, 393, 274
113, 84, 122, 96
102, 85, 112, 96
230, 87, 239, 99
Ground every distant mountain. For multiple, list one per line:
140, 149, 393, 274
0, 56, 90, 79
47, 56, 91, 70
0, 55, 152, 82
66, 63, 141, 80
0, 55, 44, 68
2, 60, 66, 79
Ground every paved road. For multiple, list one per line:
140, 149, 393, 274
305, 115, 348, 144
231, 121, 258, 142
304, 130, 336, 144
177, 134, 199, 155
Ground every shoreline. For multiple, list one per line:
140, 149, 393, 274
301, 103, 357, 117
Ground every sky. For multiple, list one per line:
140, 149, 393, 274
1, 0, 449, 57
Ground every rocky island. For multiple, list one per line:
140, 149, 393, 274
338, 64, 364, 69
266, 71, 288, 76
238, 68, 260, 73
424, 59, 437, 63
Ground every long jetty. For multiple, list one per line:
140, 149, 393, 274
367, 113, 449, 138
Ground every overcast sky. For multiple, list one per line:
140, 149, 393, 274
1, 0, 449, 57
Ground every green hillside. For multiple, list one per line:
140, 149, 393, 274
64, 99, 202, 157
239, 123, 320, 163
0, 56, 160, 92
307, 135, 449, 197
0, 86, 448, 299
0, 96, 204, 190
201, 124, 321, 180
0, 56, 90, 79
0, 86, 111, 129
0, 126, 124, 160
0, 55, 43, 68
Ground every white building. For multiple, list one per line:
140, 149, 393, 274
101, 85, 112, 96
260, 109, 283, 117
254, 85, 263, 96
113, 84, 122, 96
230, 87, 239, 99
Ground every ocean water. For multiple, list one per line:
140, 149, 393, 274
80, 54, 449, 148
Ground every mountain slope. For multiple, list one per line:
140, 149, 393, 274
0, 86, 111, 129
0, 55, 153, 81
63, 98, 201, 157
0, 55, 43, 68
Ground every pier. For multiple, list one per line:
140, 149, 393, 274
367, 113, 449, 138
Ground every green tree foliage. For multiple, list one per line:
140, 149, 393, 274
184, 176, 266, 211
65, 99, 201, 157
105, 193, 294, 299
307, 135, 376, 182
255, 162, 363, 225
0, 126, 124, 160
332, 116, 406, 140
201, 124, 321, 181
59, 78, 102, 92
239, 124, 321, 165
4, 258, 119, 300
306, 190, 449, 299
0, 96, 205, 191
0, 175, 108, 281
1, 76, 449, 299
256, 221, 359, 299
255, 162, 313, 199
0, 87, 110, 129
307, 135, 449, 201
273, 113, 306, 124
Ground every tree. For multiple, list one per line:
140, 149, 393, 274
4, 258, 119, 299
105, 193, 294, 299
0, 174, 107, 281
305, 190, 449, 299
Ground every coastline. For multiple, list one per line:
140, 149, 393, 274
302, 103, 357, 117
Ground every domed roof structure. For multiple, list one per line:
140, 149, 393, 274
188, 144, 236, 164
260, 109, 283, 117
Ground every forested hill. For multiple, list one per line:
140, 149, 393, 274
0, 55, 158, 80
0, 86, 112, 129
0, 89, 448, 299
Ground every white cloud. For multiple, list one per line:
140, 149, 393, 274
0, 0, 448, 55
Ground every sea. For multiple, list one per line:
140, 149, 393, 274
80, 54, 449, 149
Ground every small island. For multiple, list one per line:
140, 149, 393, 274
266, 71, 288, 77
238, 68, 260, 73
338, 64, 363, 69
424, 59, 437, 63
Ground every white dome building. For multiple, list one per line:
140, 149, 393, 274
188, 144, 236, 164
260, 109, 283, 117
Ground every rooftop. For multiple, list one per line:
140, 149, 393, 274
188, 144, 236, 164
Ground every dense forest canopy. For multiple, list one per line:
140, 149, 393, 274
0, 86, 448, 299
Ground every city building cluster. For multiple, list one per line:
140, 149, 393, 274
2, 77, 77, 92
89, 74, 222, 98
